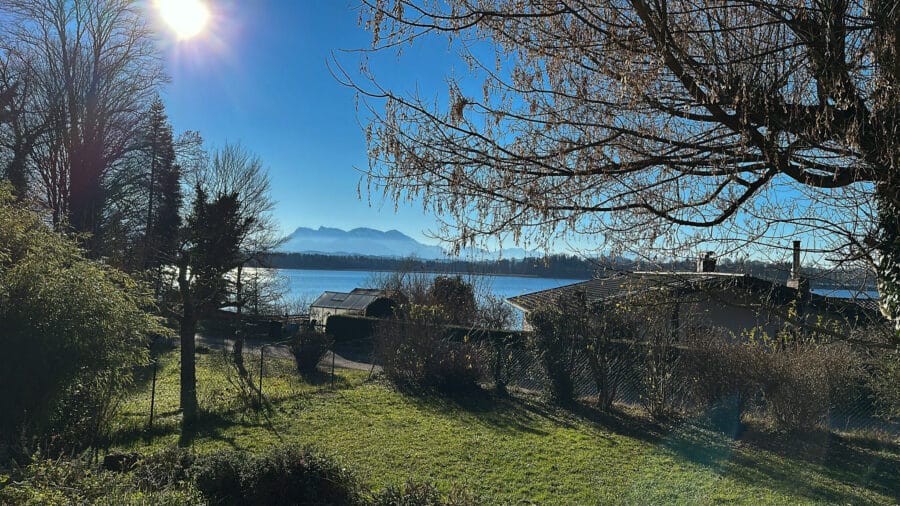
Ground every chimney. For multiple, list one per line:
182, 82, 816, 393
786, 240, 809, 293
790, 240, 801, 279
697, 251, 717, 273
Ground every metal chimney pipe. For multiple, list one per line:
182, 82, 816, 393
791, 240, 801, 279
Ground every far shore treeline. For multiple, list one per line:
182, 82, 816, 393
259, 252, 875, 289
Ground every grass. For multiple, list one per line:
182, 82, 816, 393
112, 349, 900, 505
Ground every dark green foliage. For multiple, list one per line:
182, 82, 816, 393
187, 187, 254, 313
130, 446, 194, 492
526, 292, 601, 405
876, 183, 900, 335
871, 351, 900, 421
426, 275, 477, 326
191, 446, 361, 505
139, 98, 182, 276
290, 329, 333, 376
0, 183, 161, 459
326, 314, 381, 341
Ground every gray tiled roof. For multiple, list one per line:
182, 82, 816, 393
507, 271, 885, 325
311, 288, 389, 311
506, 272, 747, 312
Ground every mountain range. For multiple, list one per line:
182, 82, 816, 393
278, 226, 534, 260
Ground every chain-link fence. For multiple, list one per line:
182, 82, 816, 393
472, 338, 898, 435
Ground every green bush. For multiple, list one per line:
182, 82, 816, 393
290, 329, 333, 376
0, 454, 202, 505
191, 446, 361, 505
426, 275, 477, 326
0, 184, 164, 459
326, 314, 381, 342
527, 304, 578, 404
871, 351, 900, 422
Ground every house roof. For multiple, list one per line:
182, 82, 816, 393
311, 288, 390, 311
506, 272, 749, 313
506, 271, 882, 324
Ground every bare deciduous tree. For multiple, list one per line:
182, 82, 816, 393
0, 0, 165, 253
349, 0, 899, 328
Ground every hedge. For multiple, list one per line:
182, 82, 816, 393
325, 314, 528, 345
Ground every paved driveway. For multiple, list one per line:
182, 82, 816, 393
194, 334, 381, 372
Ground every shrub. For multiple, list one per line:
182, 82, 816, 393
0, 184, 164, 459
191, 446, 360, 505
375, 305, 484, 393
130, 446, 194, 493
682, 330, 760, 433
325, 314, 381, 342
756, 341, 860, 432
371, 480, 480, 505
870, 351, 900, 422
426, 275, 477, 326
290, 329, 333, 376
527, 305, 578, 404
0, 454, 202, 505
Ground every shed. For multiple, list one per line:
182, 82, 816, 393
309, 288, 396, 330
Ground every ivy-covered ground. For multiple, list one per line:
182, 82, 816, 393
112, 350, 900, 505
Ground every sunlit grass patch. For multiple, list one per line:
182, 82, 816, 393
111, 350, 900, 505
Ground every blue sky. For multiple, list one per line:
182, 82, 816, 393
157, 0, 454, 244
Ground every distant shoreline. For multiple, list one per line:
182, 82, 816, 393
270, 266, 573, 280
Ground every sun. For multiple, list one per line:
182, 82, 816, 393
156, 0, 210, 40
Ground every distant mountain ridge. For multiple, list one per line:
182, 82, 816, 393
278, 226, 534, 260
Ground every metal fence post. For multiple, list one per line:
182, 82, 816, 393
148, 358, 158, 431
257, 346, 265, 410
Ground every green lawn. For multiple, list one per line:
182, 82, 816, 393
112, 350, 900, 505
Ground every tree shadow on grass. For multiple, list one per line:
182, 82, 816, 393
398, 383, 899, 503
177, 412, 264, 451
657, 420, 900, 504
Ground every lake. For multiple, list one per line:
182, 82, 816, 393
270, 268, 879, 307
275, 268, 578, 305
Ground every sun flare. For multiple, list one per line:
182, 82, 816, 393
156, 0, 210, 40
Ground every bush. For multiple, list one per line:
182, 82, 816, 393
290, 329, 333, 376
682, 331, 760, 433
528, 305, 577, 404
0, 184, 164, 459
0, 454, 202, 505
375, 305, 484, 393
191, 446, 360, 505
326, 314, 381, 342
870, 351, 900, 422
757, 341, 860, 432
426, 275, 477, 326
130, 446, 194, 493
683, 329, 863, 433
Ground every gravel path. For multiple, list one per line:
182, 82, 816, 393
194, 334, 381, 372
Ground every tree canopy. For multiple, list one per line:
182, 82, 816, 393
353, 0, 899, 323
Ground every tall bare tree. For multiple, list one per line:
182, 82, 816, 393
0, 0, 165, 253
350, 0, 899, 329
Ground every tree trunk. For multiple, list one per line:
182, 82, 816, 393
234, 264, 246, 374
178, 262, 198, 428
876, 183, 900, 337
